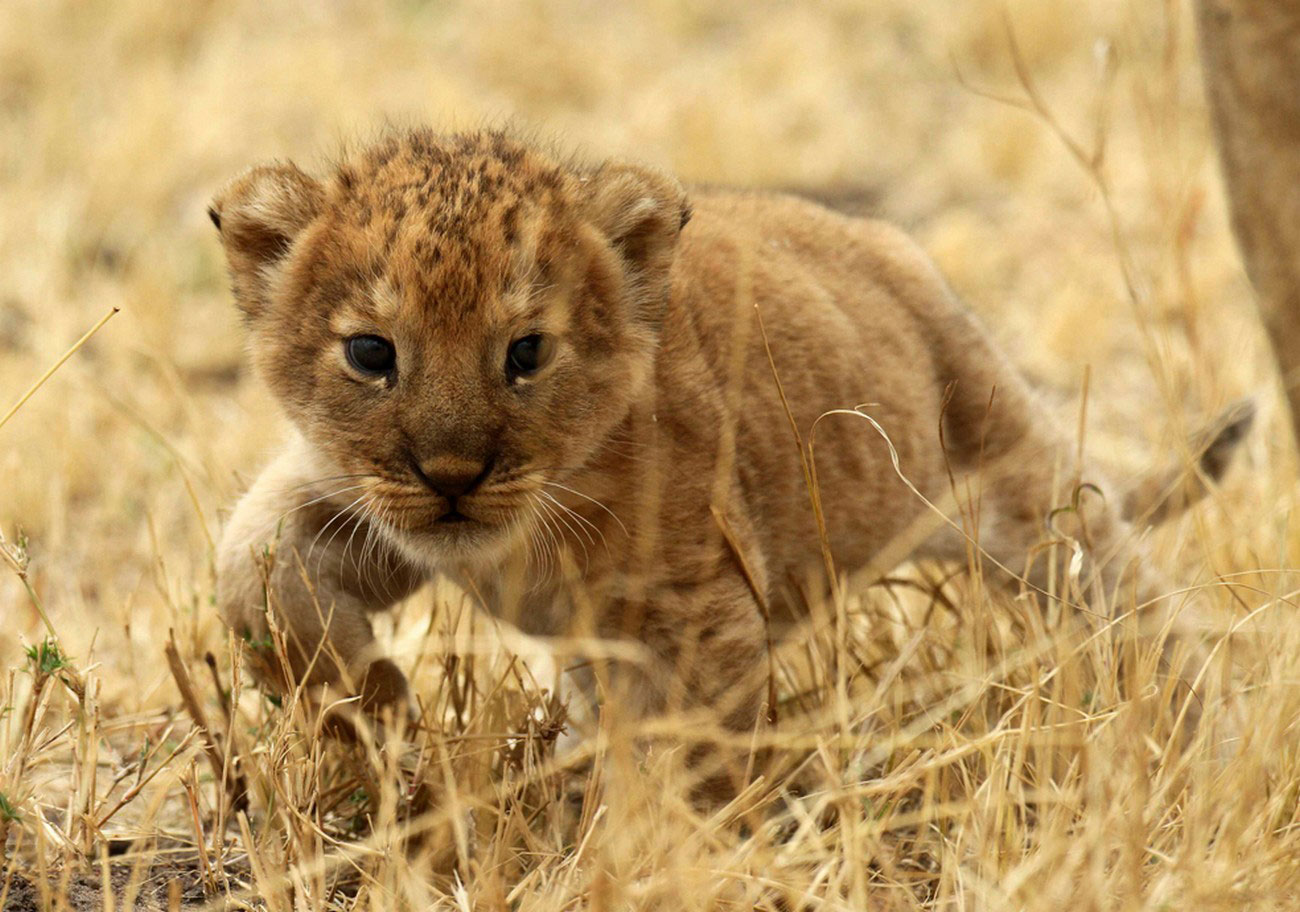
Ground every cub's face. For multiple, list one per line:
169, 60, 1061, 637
210, 131, 689, 567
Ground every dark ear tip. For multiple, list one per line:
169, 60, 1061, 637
679, 202, 692, 232
207, 206, 222, 232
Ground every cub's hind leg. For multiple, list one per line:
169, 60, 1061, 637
919, 363, 1225, 725
217, 436, 427, 716
940, 453, 1227, 734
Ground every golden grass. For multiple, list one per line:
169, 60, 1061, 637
2, 0, 1298, 908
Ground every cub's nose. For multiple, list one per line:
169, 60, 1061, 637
411, 455, 495, 499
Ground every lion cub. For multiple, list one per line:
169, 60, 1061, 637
211, 129, 1236, 790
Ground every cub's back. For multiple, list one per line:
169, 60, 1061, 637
661, 190, 973, 582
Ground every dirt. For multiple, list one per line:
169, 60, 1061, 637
1, 855, 247, 912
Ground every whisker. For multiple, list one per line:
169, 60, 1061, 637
536, 491, 589, 572
539, 491, 597, 547
540, 480, 629, 537
245, 482, 371, 544
304, 493, 368, 576
553, 497, 607, 548
358, 499, 394, 600
369, 504, 409, 604
361, 504, 384, 594
315, 496, 372, 585
273, 472, 376, 496
340, 495, 374, 590
520, 494, 550, 584
509, 503, 545, 590
529, 494, 561, 588
538, 491, 612, 564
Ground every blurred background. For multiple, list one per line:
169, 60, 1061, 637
0, 0, 1283, 834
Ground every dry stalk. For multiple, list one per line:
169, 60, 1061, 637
164, 631, 249, 812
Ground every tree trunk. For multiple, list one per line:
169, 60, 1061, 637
1196, 0, 1300, 445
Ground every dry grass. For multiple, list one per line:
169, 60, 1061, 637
2, 0, 1298, 908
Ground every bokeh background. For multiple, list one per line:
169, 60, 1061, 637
1, 0, 1293, 907
1, 0, 1279, 659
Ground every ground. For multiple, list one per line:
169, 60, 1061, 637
2, 0, 1298, 909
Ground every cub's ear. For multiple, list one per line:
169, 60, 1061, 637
583, 162, 690, 323
208, 162, 325, 320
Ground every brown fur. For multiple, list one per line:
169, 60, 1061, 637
211, 128, 1238, 795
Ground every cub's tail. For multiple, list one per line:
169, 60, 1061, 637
1122, 398, 1255, 524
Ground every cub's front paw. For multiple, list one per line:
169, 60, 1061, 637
318, 659, 414, 741
358, 657, 411, 715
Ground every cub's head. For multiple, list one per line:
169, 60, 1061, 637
210, 129, 690, 567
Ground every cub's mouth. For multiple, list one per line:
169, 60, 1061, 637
365, 474, 537, 564
385, 497, 524, 569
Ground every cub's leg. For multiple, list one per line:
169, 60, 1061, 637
217, 436, 427, 714
922, 362, 1220, 714
597, 571, 771, 803
941, 454, 1225, 731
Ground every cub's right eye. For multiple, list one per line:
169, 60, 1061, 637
344, 335, 396, 377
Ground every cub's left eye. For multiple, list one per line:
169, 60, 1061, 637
345, 335, 396, 376
506, 334, 554, 380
